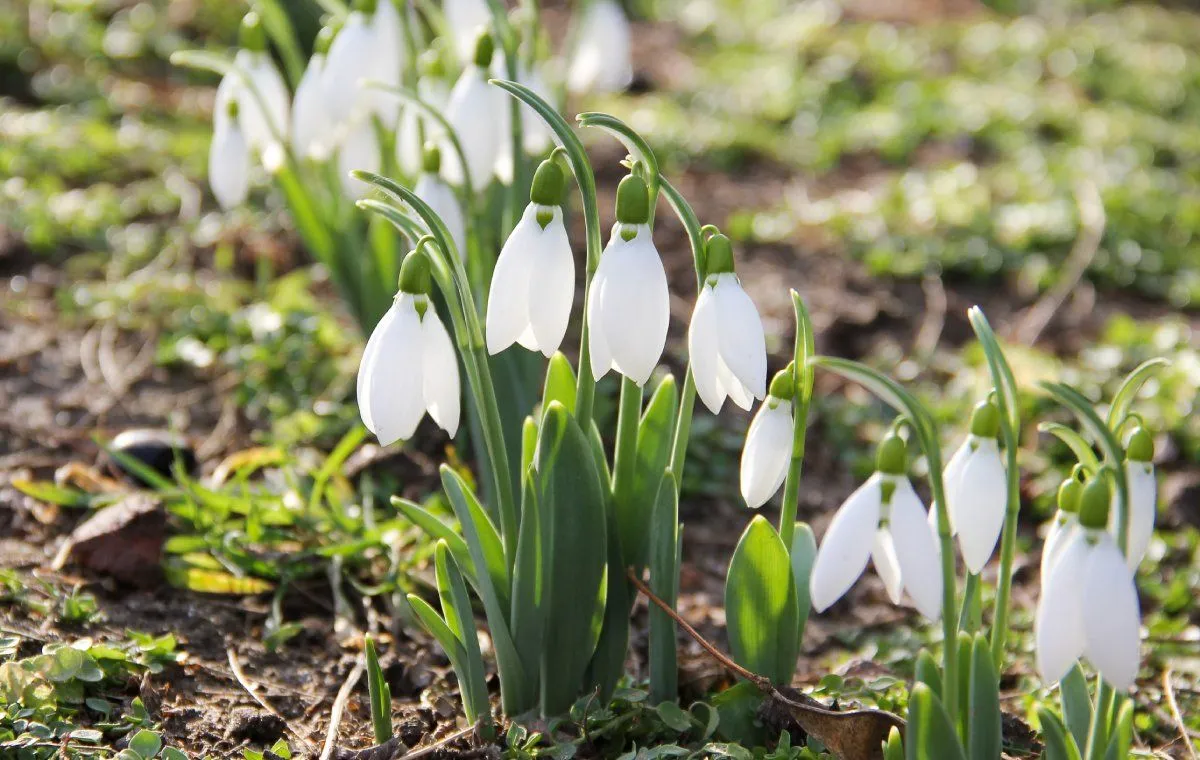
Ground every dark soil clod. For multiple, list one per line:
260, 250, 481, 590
225, 708, 287, 745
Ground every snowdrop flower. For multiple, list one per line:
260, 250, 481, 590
337, 117, 381, 199
567, 0, 633, 95
586, 174, 669, 386
1110, 425, 1156, 569
689, 233, 767, 414
358, 248, 460, 445
810, 432, 943, 620
1036, 473, 1141, 690
370, 0, 406, 124
291, 28, 334, 160
209, 99, 250, 210
321, 3, 377, 127
444, 0, 491, 64
441, 31, 502, 188
396, 51, 450, 176
413, 144, 466, 258
1041, 469, 1084, 581
740, 367, 796, 508
215, 14, 290, 164
487, 159, 574, 356
941, 400, 1007, 573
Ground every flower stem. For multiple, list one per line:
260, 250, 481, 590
611, 376, 644, 508
778, 394, 809, 550
667, 368, 697, 483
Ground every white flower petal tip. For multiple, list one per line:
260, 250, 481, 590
486, 205, 575, 357
357, 295, 461, 444
209, 119, 251, 211
567, 0, 634, 94
689, 274, 767, 415
887, 479, 943, 621
585, 225, 668, 385
943, 436, 1007, 573
739, 399, 794, 509
1112, 461, 1157, 569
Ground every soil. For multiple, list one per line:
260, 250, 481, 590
2, 9, 1197, 759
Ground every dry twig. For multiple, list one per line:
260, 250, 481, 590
226, 646, 319, 754
1164, 669, 1199, 760
320, 658, 367, 760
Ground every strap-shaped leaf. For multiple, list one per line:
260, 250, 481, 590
407, 594, 470, 692
1060, 664, 1093, 751
914, 649, 942, 699
623, 374, 679, 570
1038, 708, 1083, 760
542, 353, 577, 416
391, 497, 476, 581
584, 486, 632, 704
968, 634, 1001, 760
648, 471, 681, 703
365, 636, 393, 743
905, 684, 966, 760
439, 468, 509, 610
725, 516, 799, 685
509, 467, 543, 711
883, 726, 904, 760
789, 524, 817, 653
1102, 698, 1134, 760
435, 542, 489, 723
537, 402, 609, 716
1039, 423, 1102, 472
1107, 358, 1169, 427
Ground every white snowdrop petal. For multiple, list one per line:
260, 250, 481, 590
871, 529, 903, 605
586, 264, 613, 380
337, 119, 381, 199
444, 0, 491, 62
1114, 461, 1157, 569
954, 439, 1008, 573
689, 286, 726, 414
739, 400, 792, 508
209, 121, 250, 211
601, 233, 669, 385
486, 209, 539, 354
888, 479, 944, 620
415, 174, 466, 258
567, 0, 633, 94
1082, 535, 1141, 690
292, 55, 330, 159
713, 275, 768, 400
359, 297, 426, 444
941, 439, 972, 534
443, 70, 500, 188
809, 474, 883, 612
1035, 531, 1089, 684
321, 14, 375, 124
1041, 514, 1076, 581
724, 366, 756, 411
422, 310, 461, 436
527, 212, 575, 356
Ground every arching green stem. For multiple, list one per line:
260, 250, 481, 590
967, 308, 1023, 668
490, 79, 603, 427
578, 113, 661, 226
808, 355, 960, 727
1106, 358, 1168, 429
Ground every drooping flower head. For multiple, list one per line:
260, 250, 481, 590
321, 0, 381, 126
567, 0, 634, 95
689, 233, 767, 415
1036, 472, 1142, 690
810, 431, 943, 620
357, 248, 461, 445
487, 157, 575, 357
291, 25, 336, 160
942, 398, 1007, 573
444, 0, 491, 64
740, 365, 797, 509
586, 173, 669, 386
1111, 423, 1156, 569
215, 13, 291, 168
209, 98, 250, 211
441, 30, 502, 188
397, 50, 450, 176
1041, 465, 1084, 580
413, 143, 467, 258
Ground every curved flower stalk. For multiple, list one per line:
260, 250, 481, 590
1111, 424, 1156, 569
740, 369, 796, 509
689, 233, 767, 414
441, 32, 502, 188
486, 158, 574, 356
587, 174, 669, 386
413, 145, 467, 258
357, 247, 461, 445
942, 399, 1007, 574
567, 0, 634, 95
209, 99, 250, 211
1036, 473, 1141, 691
810, 432, 943, 621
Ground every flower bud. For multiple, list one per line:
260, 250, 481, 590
314, 24, 337, 55
239, 12, 267, 52
1057, 474, 1082, 515
705, 233, 735, 276
398, 249, 433, 295
615, 174, 650, 226
422, 142, 442, 175
1125, 425, 1153, 463
767, 364, 795, 401
1078, 474, 1111, 529
419, 48, 446, 79
875, 431, 908, 476
354, 0, 379, 12
472, 29, 495, 69
969, 399, 1001, 438
529, 158, 565, 207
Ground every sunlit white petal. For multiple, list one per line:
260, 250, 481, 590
443, 0, 491, 63
1035, 530, 1088, 684
1041, 513, 1077, 581
209, 119, 250, 211
712, 274, 767, 400
887, 478, 943, 620
1112, 461, 1156, 569
567, 0, 633, 94
810, 473, 883, 612
422, 309, 461, 436
739, 400, 793, 508
292, 54, 331, 159
1081, 533, 1140, 690
526, 208, 575, 355
442, 68, 500, 187
337, 118, 381, 199
321, 13, 375, 124
358, 295, 426, 444
871, 529, 903, 605
596, 227, 668, 385
950, 438, 1007, 573
689, 286, 725, 413
586, 263, 613, 380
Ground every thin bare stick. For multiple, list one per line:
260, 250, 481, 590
1165, 669, 1199, 760
625, 567, 770, 689
401, 724, 476, 760
1013, 180, 1105, 345
321, 659, 367, 760
227, 647, 319, 754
